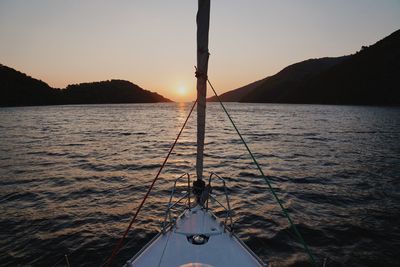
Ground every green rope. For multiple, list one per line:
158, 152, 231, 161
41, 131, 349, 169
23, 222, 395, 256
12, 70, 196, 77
207, 78, 318, 267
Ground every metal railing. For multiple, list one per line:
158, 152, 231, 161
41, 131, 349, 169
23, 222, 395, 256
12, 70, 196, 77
162, 173, 191, 232
207, 172, 234, 231
161, 172, 234, 232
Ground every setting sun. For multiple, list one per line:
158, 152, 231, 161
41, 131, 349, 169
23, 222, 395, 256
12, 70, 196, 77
177, 86, 187, 95
173, 84, 195, 102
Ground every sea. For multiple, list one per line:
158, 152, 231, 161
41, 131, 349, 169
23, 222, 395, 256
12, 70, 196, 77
1, 103, 399, 267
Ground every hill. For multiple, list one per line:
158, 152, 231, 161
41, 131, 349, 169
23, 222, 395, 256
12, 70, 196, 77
207, 77, 268, 102
209, 56, 348, 102
210, 29, 400, 105
0, 65, 172, 107
0, 64, 59, 106
62, 80, 171, 104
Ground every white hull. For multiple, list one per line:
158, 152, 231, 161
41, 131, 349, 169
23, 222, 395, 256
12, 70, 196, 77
126, 205, 266, 267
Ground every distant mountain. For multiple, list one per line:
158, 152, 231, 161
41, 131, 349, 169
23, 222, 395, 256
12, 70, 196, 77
0, 65, 172, 107
62, 80, 171, 104
207, 77, 268, 102
208, 56, 348, 102
210, 29, 400, 105
282, 29, 400, 105
0, 64, 59, 106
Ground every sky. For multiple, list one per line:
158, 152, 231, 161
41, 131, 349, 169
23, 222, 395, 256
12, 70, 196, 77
0, 0, 399, 102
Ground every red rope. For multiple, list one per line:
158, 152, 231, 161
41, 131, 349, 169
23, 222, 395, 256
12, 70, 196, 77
102, 100, 197, 267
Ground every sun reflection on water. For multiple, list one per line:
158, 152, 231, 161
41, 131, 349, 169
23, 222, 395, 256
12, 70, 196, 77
1, 103, 400, 266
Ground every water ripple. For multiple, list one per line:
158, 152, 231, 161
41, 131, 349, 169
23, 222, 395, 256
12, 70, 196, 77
0, 103, 400, 267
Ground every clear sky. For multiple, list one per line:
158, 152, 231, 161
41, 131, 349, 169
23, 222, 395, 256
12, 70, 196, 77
1, 0, 399, 102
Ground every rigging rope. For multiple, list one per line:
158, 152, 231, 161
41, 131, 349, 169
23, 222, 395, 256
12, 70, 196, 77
102, 100, 197, 267
206, 78, 318, 267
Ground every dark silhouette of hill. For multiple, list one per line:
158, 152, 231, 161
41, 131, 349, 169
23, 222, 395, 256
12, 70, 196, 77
0, 65, 172, 107
285, 29, 400, 105
210, 29, 400, 105
239, 56, 349, 103
62, 80, 171, 104
0, 64, 60, 106
208, 57, 348, 102
207, 77, 268, 102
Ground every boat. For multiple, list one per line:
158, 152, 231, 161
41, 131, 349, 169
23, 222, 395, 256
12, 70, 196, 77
102, 1, 316, 266
125, 173, 266, 267
116, 2, 266, 266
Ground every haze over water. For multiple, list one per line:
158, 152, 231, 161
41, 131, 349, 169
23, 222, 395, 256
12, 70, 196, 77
1, 103, 399, 266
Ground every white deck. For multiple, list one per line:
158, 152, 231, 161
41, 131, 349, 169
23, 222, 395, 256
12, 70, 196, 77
126, 206, 265, 267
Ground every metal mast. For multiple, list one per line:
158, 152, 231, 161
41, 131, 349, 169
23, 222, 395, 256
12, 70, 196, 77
195, 0, 210, 181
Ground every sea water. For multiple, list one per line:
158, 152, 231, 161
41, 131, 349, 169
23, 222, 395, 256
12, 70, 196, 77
1, 103, 399, 267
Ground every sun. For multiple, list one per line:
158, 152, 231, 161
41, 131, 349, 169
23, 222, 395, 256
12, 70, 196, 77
177, 86, 187, 95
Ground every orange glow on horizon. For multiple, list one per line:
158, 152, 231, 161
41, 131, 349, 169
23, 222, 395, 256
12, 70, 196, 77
1, 1, 398, 105
177, 86, 187, 95
170, 83, 196, 102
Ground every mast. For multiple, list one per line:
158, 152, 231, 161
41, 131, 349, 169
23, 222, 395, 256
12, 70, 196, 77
195, 0, 210, 181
